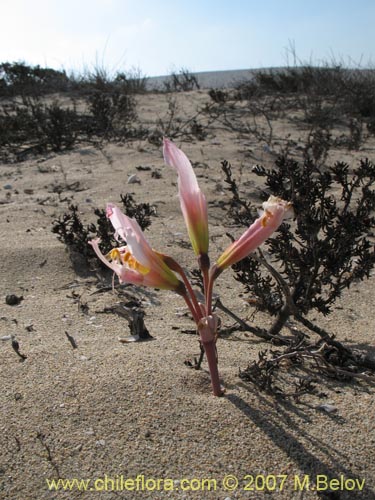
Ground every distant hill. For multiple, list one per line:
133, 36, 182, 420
146, 68, 282, 90
146, 66, 374, 90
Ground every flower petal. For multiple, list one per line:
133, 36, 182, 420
163, 138, 209, 255
104, 205, 184, 292
89, 238, 144, 285
216, 196, 292, 270
163, 137, 200, 192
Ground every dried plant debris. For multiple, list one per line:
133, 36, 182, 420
239, 339, 374, 400
11, 336, 27, 361
67, 291, 89, 315
64, 331, 78, 349
100, 301, 153, 342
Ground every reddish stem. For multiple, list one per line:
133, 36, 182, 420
202, 267, 209, 314
202, 340, 223, 396
163, 256, 202, 322
205, 273, 215, 316
182, 293, 201, 325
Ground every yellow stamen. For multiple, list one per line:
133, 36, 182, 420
106, 248, 149, 275
107, 248, 122, 262
261, 209, 273, 227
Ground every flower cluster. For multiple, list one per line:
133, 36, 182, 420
91, 139, 292, 396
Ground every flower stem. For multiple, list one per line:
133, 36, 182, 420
202, 340, 223, 396
202, 267, 209, 314
163, 256, 202, 321
205, 273, 214, 316
206, 264, 222, 316
182, 293, 201, 325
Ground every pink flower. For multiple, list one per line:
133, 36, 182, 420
163, 138, 209, 257
215, 196, 293, 271
90, 204, 184, 293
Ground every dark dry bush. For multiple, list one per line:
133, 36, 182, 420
205, 65, 375, 152
0, 104, 34, 147
0, 90, 141, 161
367, 118, 375, 136
303, 128, 332, 165
114, 70, 148, 94
118, 194, 155, 231
164, 68, 200, 92
189, 120, 207, 141
0, 97, 82, 159
0, 62, 69, 97
222, 156, 375, 335
0, 61, 145, 161
0, 62, 148, 97
52, 205, 95, 260
52, 194, 156, 267
208, 89, 228, 103
86, 90, 137, 140
252, 66, 346, 97
30, 100, 80, 151
235, 66, 372, 105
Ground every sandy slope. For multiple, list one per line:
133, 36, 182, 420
0, 88, 375, 500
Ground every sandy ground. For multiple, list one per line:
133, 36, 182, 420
1, 86, 375, 500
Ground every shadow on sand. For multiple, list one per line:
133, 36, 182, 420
226, 384, 375, 500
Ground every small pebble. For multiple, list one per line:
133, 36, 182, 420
127, 174, 141, 184
3, 184, 12, 190
119, 335, 141, 343
151, 170, 162, 179
5, 294, 23, 306
317, 403, 337, 413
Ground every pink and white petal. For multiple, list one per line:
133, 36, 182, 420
106, 203, 132, 242
164, 138, 209, 255
216, 196, 292, 270
106, 204, 156, 267
117, 267, 145, 285
163, 138, 199, 193
102, 204, 182, 291
89, 238, 147, 285
89, 238, 123, 275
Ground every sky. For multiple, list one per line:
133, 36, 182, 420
1, 0, 374, 77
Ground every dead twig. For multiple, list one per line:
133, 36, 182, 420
36, 432, 61, 478
11, 337, 27, 361
64, 331, 78, 349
